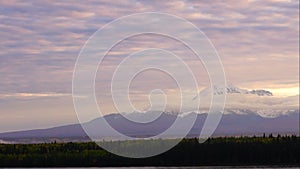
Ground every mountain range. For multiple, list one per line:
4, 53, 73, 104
0, 109, 298, 143
0, 85, 298, 143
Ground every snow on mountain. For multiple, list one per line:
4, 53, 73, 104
199, 84, 273, 96
191, 85, 297, 116
222, 109, 294, 118
0, 110, 298, 143
249, 90, 273, 96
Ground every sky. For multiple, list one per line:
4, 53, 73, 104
0, 0, 299, 132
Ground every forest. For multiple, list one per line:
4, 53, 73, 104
0, 135, 299, 167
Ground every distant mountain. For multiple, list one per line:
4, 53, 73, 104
199, 84, 273, 96
0, 110, 298, 143
248, 89, 273, 96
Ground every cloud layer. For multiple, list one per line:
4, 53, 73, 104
0, 0, 299, 132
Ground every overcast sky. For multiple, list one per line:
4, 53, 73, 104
0, 0, 299, 132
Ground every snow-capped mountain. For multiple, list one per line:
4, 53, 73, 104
0, 110, 298, 143
199, 84, 273, 96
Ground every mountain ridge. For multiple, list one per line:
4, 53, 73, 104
0, 109, 298, 143
199, 84, 273, 96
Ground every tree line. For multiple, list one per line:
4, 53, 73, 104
0, 135, 299, 167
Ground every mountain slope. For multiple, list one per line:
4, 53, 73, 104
0, 110, 298, 142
